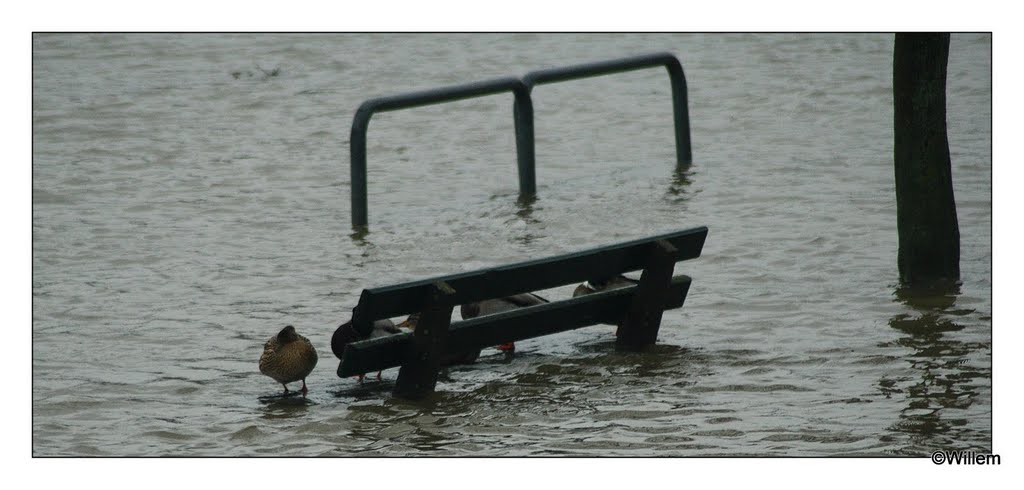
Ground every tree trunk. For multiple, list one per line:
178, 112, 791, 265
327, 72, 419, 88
893, 33, 960, 285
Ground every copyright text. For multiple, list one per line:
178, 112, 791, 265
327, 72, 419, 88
931, 451, 1000, 465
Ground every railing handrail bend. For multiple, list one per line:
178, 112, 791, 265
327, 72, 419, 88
522, 52, 691, 166
350, 77, 535, 228
348, 52, 691, 230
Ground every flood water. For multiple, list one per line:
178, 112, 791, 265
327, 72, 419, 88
32, 33, 991, 456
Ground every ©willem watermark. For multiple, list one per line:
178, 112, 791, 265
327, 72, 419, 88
931, 451, 1001, 465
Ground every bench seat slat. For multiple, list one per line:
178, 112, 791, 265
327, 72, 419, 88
351, 226, 706, 332
339, 275, 692, 377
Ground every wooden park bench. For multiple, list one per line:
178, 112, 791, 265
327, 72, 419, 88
333, 226, 708, 399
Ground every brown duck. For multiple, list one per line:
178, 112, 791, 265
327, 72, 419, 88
393, 294, 551, 357
259, 325, 318, 396
459, 293, 549, 353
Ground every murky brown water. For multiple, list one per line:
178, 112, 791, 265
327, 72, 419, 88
32, 33, 991, 456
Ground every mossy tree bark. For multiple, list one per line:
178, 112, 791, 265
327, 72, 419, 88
893, 33, 960, 285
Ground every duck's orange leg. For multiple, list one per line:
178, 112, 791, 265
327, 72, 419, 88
300, 379, 309, 396
497, 342, 515, 353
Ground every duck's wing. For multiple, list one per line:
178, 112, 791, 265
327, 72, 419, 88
462, 292, 549, 319
572, 283, 594, 298
298, 334, 318, 366
369, 318, 402, 337
259, 337, 278, 374
262, 336, 278, 354
504, 293, 549, 307
607, 276, 640, 288
460, 302, 481, 319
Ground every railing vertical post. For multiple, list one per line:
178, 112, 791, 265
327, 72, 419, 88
512, 86, 537, 197
663, 57, 693, 166
347, 78, 531, 231
350, 104, 372, 229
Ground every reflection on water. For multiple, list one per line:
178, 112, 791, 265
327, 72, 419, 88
665, 163, 694, 204
883, 283, 991, 454
326, 340, 713, 455
514, 194, 539, 222
510, 194, 543, 246
343, 386, 488, 455
259, 392, 318, 420
349, 226, 371, 243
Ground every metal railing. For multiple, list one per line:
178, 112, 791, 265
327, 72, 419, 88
349, 77, 535, 228
348, 52, 691, 229
521, 52, 691, 166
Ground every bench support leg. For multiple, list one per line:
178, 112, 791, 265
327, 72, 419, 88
394, 281, 456, 400
617, 240, 677, 350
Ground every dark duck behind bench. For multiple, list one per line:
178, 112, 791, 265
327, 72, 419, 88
459, 293, 549, 353
332, 318, 405, 381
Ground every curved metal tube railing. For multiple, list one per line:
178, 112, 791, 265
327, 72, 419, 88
521, 51, 691, 166
348, 52, 691, 230
350, 77, 534, 228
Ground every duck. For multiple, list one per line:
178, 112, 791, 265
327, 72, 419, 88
572, 275, 639, 298
260, 325, 318, 396
396, 313, 483, 364
459, 293, 549, 353
572, 276, 640, 332
331, 318, 404, 382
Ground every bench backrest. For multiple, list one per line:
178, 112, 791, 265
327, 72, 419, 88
338, 226, 708, 382
338, 274, 694, 377
349, 226, 708, 336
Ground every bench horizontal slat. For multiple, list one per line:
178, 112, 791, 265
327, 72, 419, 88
350, 226, 706, 334
338, 274, 692, 377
